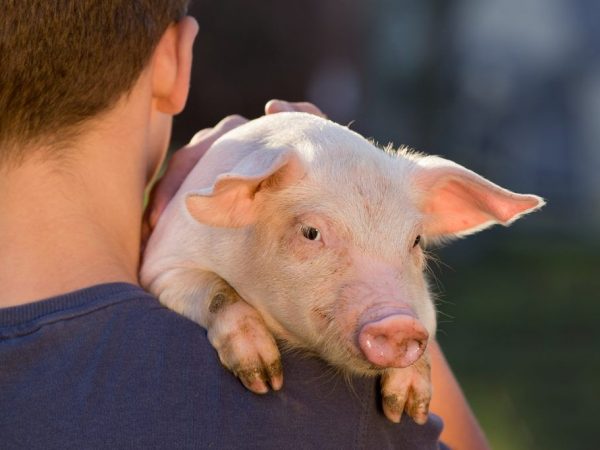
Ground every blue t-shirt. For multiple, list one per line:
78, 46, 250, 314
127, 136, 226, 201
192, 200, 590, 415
0, 283, 447, 449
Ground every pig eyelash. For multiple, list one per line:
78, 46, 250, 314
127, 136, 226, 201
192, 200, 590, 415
300, 225, 321, 241
412, 235, 421, 248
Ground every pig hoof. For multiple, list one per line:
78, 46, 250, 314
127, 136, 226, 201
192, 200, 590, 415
382, 393, 406, 423
207, 301, 283, 394
380, 353, 431, 424
235, 359, 283, 394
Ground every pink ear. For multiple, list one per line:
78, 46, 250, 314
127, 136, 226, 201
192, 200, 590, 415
185, 147, 304, 227
412, 156, 545, 237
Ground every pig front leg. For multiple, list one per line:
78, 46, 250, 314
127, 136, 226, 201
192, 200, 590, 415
205, 281, 283, 393
148, 268, 283, 393
380, 351, 432, 425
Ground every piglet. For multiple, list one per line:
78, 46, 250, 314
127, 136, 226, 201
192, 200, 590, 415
141, 112, 544, 424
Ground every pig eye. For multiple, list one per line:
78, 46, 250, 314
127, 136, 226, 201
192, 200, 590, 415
413, 235, 421, 248
301, 225, 321, 241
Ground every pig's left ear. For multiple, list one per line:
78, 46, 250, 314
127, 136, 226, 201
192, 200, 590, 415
411, 156, 545, 238
185, 147, 304, 227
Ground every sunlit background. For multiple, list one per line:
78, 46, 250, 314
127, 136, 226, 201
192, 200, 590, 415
173, 1, 600, 448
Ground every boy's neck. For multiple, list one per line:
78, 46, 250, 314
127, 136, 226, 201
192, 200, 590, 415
0, 124, 153, 308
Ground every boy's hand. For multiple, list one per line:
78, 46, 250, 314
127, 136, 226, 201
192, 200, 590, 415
142, 100, 325, 243
264, 100, 325, 117
145, 114, 248, 231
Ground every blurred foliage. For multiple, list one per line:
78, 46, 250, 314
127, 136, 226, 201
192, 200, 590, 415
433, 231, 599, 450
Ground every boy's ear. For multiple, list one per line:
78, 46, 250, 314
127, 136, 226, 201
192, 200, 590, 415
151, 16, 199, 114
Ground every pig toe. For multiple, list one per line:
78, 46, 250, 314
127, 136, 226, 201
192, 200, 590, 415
265, 359, 284, 390
217, 334, 283, 393
233, 331, 282, 392
236, 366, 270, 394
407, 397, 430, 425
208, 307, 283, 394
380, 353, 432, 424
382, 392, 407, 423
235, 358, 283, 393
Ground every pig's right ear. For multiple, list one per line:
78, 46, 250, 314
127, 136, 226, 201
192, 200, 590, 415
185, 147, 304, 227
411, 155, 545, 238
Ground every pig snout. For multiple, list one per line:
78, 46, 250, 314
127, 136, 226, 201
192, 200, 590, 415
358, 312, 429, 369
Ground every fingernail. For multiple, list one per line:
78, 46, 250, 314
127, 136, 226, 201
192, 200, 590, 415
149, 209, 159, 228
269, 99, 293, 112
279, 101, 294, 112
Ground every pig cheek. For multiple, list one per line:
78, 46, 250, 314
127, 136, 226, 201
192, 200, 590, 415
413, 248, 426, 271
406, 273, 436, 337
405, 251, 436, 335
279, 234, 351, 337
297, 258, 350, 338
332, 282, 375, 353
281, 230, 322, 262
416, 286, 437, 337
308, 249, 354, 336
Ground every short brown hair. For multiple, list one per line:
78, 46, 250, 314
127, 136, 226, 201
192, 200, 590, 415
0, 0, 189, 164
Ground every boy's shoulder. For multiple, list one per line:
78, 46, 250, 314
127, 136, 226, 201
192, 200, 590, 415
0, 283, 445, 450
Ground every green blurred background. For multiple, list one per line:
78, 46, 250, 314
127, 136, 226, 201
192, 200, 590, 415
173, 1, 600, 448
436, 233, 599, 449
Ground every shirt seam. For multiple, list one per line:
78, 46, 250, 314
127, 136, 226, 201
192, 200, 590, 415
0, 285, 156, 339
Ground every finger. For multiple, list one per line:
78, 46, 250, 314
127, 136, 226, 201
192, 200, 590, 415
145, 151, 193, 229
184, 114, 248, 155
140, 214, 152, 254
146, 115, 248, 228
265, 99, 326, 118
188, 127, 213, 146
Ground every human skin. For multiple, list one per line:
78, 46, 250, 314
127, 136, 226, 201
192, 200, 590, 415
0, 16, 199, 307
0, 8, 488, 443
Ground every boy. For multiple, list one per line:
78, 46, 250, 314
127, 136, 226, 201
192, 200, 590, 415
0, 2, 486, 448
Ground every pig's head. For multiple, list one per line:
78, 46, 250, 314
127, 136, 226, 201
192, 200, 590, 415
184, 113, 544, 375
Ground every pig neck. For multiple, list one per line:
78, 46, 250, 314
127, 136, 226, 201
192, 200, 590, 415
0, 121, 151, 309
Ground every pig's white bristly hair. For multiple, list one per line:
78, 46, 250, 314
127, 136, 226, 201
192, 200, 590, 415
143, 111, 544, 384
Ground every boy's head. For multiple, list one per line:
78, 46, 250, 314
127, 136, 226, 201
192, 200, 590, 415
0, 0, 191, 166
